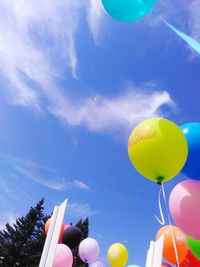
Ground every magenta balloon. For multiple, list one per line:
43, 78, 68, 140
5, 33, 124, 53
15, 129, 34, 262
64, 224, 71, 231
58, 238, 62, 244
161, 263, 172, 267
53, 244, 73, 267
169, 179, 200, 239
89, 261, 105, 267
79, 238, 100, 263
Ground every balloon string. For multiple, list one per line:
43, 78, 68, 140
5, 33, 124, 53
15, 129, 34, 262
154, 186, 165, 225
161, 184, 180, 267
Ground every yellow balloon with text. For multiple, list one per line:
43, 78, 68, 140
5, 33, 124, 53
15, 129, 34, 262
128, 117, 188, 183
107, 243, 128, 267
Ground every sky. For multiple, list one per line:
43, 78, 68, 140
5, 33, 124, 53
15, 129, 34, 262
0, 0, 200, 266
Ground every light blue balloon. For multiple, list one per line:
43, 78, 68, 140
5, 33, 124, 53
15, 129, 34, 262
126, 265, 141, 267
102, 0, 156, 22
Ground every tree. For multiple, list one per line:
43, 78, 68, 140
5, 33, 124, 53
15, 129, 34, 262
0, 198, 49, 267
0, 199, 89, 267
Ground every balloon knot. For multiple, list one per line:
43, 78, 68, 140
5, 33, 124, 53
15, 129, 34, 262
157, 176, 164, 185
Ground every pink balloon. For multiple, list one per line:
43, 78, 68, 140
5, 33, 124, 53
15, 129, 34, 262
53, 244, 73, 267
79, 238, 100, 263
169, 179, 200, 240
64, 224, 71, 231
90, 261, 105, 267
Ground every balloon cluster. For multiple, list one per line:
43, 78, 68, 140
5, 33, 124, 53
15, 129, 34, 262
44, 119, 200, 267
128, 118, 200, 266
97, 1, 200, 266
45, 219, 100, 267
45, 219, 141, 267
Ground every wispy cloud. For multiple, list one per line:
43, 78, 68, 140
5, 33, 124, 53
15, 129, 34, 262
51, 89, 173, 134
87, 0, 105, 44
0, 0, 87, 109
73, 180, 90, 190
1, 154, 90, 191
0, 0, 175, 135
68, 202, 97, 218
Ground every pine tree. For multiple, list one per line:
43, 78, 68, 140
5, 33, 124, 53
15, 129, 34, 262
0, 200, 90, 267
0, 198, 49, 267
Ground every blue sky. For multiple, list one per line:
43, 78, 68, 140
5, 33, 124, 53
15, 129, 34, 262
0, 0, 200, 266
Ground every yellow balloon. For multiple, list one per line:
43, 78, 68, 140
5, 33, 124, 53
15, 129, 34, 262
128, 117, 188, 183
107, 243, 128, 267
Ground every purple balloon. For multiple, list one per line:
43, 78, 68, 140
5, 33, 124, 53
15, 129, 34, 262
79, 238, 100, 263
53, 244, 73, 267
90, 261, 105, 267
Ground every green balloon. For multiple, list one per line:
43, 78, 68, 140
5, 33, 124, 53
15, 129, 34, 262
102, 0, 156, 22
186, 236, 200, 260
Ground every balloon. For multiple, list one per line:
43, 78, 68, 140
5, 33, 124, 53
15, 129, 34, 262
169, 179, 200, 240
161, 263, 171, 267
79, 238, 100, 263
101, 0, 156, 22
186, 236, 200, 260
128, 118, 188, 183
58, 224, 71, 243
180, 123, 200, 180
45, 218, 64, 242
62, 226, 82, 249
126, 265, 140, 267
180, 249, 200, 267
156, 225, 188, 264
90, 261, 105, 267
64, 224, 71, 231
58, 225, 70, 244
53, 244, 73, 267
107, 243, 128, 267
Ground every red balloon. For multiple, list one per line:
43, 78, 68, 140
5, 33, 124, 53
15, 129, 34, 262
180, 250, 200, 267
162, 263, 172, 267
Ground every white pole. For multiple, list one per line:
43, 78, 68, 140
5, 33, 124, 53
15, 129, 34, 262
39, 206, 58, 267
152, 235, 164, 267
39, 199, 68, 267
145, 241, 155, 267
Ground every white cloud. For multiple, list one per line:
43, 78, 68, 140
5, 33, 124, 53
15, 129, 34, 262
68, 203, 97, 218
14, 164, 67, 191
87, 0, 105, 44
73, 180, 90, 190
0, 0, 88, 109
0, 0, 175, 135
1, 155, 90, 191
51, 89, 173, 134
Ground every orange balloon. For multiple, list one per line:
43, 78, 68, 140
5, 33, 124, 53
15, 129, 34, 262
156, 225, 188, 265
45, 218, 65, 241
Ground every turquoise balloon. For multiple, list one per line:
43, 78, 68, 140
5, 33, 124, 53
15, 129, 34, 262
102, 0, 156, 22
